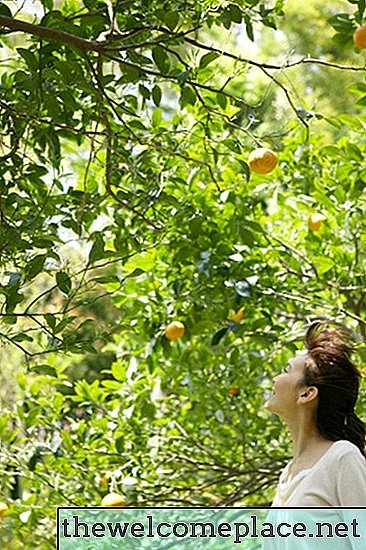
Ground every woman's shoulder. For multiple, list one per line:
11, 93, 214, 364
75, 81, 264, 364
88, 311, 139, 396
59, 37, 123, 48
328, 439, 365, 461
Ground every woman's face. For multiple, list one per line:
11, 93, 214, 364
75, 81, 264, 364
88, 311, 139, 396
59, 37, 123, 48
265, 354, 310, 416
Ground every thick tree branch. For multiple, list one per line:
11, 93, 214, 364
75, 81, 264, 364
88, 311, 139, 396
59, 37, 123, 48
0, 14, 104, 52
1, 15, 364, 76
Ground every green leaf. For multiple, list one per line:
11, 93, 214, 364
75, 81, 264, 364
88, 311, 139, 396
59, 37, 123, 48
41, 0, 54, 11
111, 362, 125, 382
152, 85, 162, 106
319, 145, 340, 157
216, 92, 228, 110
56, 272, 72, 294
356, 95, 366, 108
345, 143, 363, 162
89, 234, 105, 264
0, 2, 12, 17
31, 364, 57, 377
141, 402, 156, 419
28, 445, 43, 470
314, 257, 335, 275
211, 327, 229, 345
244, 15, 254, 41
199, 52, 219, 69
180, 86, 196, 108
12, 333, 33, 343
151, 108, 162, 128
126, 268, 145, 278
348, 82, 366, 95
163, 11, 179, 31
120, 64, 141, 82
26, 255, 47, 280
41, 9, 63, 27
115, 436, 124, 453
17, 48, 38, 72
228, 4, 242, 24
359, 0, 366, 18
101, 380, 123, 390
338, 114, 363, 129
44, 314, 56, 330
327, 13, 355, 32
138, 84, 150, 100
152, 46, 170, 73
61, 430, 73, 452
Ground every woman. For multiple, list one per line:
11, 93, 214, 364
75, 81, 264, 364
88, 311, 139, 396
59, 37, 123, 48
265, 320, 366, 506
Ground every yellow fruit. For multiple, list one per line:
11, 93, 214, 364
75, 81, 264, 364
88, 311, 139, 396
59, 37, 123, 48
228, 385, 240, 396
353, 26, 366, 49
232, 309, 245, 323
308, 213, 326, 232
0, 502, 8, 520
164, 321, 185, 340
100, 476, 108, 488
101, 493, 125, 507
248, 148, 278, 174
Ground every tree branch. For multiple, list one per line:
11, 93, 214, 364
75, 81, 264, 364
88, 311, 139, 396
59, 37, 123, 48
184, 36, 366, 73
91, 54, 163, 231
0, 14, 104, 52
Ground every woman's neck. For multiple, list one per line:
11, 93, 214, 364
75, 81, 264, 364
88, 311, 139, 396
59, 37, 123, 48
286, 416, 330, 460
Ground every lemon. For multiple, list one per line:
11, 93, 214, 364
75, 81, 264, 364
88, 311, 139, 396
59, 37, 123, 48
248, 148, 277, 174
164, 321, 185, 340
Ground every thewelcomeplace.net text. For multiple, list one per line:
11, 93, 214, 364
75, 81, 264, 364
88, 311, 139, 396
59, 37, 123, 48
60, 513, 361, 544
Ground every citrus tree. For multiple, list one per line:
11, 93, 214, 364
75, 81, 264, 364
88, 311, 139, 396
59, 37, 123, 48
1, 0, 366, 547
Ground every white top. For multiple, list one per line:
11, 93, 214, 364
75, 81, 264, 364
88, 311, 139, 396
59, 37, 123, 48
272, 439, 366, 506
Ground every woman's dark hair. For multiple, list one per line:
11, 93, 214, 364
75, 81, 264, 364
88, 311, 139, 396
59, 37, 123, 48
303, 320, 365, 458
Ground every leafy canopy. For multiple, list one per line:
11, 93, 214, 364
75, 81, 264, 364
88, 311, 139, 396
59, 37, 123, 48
1, 0, 366, 547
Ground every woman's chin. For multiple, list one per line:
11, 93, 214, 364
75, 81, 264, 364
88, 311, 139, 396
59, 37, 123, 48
264, 397, 280, 415
264, 395, 275, 411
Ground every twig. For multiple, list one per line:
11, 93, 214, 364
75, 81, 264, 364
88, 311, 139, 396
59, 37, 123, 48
0, 108, 19, 160
88, 54, 162, 230
259, 65, 310, 137
184, 36, 366, 73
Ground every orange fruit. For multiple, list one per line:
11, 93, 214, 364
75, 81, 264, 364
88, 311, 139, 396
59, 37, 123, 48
248, 148, 277, 174
232, 309, 245, 323
228, 385, 240, 396
164, 321, 185, 340
353, 26, 366, 49
100, 476, 108, 488
101, 493, 125, 507
0, 502, 8, 520
308, 213, 326, 232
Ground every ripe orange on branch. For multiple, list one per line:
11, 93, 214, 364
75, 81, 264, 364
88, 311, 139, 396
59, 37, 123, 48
229, 308, 245, 322
101, 493, 126, 507
228, 385, 240, 396
353, 26, 366, 49
0, 502, 8, 519
308, 213, 326, 232
232, 308, 245, 323
248, 148, 278, 174
164, 321, 185, 340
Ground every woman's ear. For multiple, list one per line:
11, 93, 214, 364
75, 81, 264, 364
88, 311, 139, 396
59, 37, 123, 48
298, 386, 318, 404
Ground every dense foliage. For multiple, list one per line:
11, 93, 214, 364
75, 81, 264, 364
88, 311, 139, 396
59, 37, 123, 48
1, 0, 366, 547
